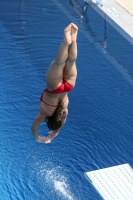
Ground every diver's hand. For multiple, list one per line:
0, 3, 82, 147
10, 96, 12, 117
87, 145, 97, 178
36, 130, 59, 144
37, 136, 51, 144
47, 130, 59, 141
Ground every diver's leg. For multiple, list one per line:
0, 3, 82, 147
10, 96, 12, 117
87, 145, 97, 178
63, 23, 78, 86
46, 24, 72, 90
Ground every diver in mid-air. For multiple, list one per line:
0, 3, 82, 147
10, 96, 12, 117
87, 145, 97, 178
31, 23, 78, 143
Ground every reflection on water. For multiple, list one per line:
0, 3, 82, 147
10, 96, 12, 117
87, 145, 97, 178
70, 0, 108, 52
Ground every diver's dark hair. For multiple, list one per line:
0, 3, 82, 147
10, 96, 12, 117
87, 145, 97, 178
46, 101, 63, 130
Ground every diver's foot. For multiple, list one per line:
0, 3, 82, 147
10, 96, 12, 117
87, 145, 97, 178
71, 23, 78, 43
64, 24, 72, 45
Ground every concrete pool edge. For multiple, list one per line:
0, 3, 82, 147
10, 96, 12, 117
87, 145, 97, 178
88, 0, 133, 45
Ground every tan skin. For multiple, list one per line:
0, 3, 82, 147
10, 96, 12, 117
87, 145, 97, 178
31, 23, 78, 143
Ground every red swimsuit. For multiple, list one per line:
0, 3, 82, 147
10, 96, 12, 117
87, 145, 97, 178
40, 79, 73, 107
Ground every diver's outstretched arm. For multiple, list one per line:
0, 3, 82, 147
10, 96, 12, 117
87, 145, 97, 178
31, 111, 67, 144
31, 114, 47, 142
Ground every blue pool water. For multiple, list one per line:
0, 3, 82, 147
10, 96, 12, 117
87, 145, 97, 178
0, 0, 133, 199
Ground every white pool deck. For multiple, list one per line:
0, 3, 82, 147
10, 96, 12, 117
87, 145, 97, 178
87, 0, 133, 45
85, 163, 133, 200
